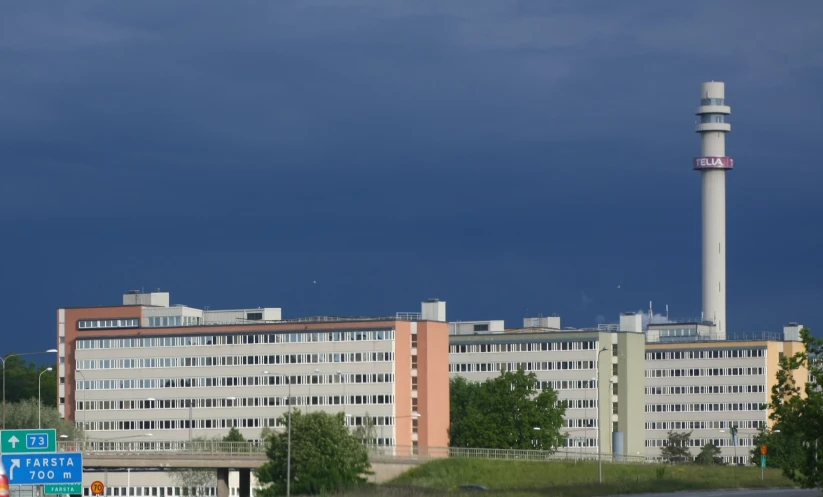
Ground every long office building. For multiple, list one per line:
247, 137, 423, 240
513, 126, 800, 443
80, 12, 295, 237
448, 313, 807, 465
57, 291, 449, 496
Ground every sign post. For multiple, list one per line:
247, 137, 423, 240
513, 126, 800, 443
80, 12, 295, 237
760, 445, 768, 481
91, 481, 105, 496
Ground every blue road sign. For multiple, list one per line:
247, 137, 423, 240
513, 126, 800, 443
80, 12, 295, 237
1, 452, 83, 485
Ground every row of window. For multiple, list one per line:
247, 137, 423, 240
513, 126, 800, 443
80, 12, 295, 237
77, 392, 395, 411
646, 349, 765, 361
449, 361, 596, 374
78, 318, 140, 329
450, 341, 600, 354
82, 485, 213, 497
76, 373, 395, 391
646, 437, 753, 448
645, 384, 766, 396
656, 328, 697, 338
564, 437, 598, 448
81, 413, 396, 432
147, 316, 201, 327
646, 403, 765, 413
565, 418, 596, 428
646, 367, 765, 378
646, 420, 766, 431
76, 351, 394, 371
75, 330, 396, 350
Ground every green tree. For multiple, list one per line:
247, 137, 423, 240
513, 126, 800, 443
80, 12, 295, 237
166, 436, 219, 495
750, 426, 803, 469
224, 427, 246, 442
3, 356, 58, 407
4, 399, 81, 438
766, 327, 823, 487
256, 410, 372, 496
695, 443, 722, 465
660, 431, 692, 463
449, 368, 567, 450
352, 411, 377, 444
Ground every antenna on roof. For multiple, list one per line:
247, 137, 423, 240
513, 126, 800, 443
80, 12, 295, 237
666, 305, 669, 320
649, 301, 653, 321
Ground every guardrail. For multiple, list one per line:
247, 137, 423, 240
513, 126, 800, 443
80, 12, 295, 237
57, 440, 648, 464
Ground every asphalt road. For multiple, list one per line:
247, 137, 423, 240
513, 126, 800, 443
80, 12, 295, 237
615, 489, 820, 497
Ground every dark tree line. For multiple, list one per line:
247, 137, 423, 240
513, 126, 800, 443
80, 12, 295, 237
2, 354, 57, 407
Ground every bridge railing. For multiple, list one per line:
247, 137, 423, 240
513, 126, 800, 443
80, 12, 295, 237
58, 440, 647, 464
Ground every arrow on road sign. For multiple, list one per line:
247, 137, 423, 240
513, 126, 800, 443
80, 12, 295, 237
7, 436, 19, 448
8, 459, 19, 479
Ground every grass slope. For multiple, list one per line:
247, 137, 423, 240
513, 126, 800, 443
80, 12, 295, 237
382, 458, 794, 497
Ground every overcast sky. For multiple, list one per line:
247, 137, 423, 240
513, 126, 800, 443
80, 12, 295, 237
2, 0, 822, 353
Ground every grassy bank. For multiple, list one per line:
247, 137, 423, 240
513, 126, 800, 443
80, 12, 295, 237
376, 458, 794, 497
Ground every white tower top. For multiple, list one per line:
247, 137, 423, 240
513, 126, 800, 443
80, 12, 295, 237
694, 81, 732, 339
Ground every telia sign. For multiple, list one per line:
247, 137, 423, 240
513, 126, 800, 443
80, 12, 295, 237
693, 156, 734, 170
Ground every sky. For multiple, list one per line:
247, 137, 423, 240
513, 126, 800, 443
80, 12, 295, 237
1, 0, 822, 358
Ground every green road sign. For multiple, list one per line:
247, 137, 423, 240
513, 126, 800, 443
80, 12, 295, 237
45, 483, 82, 495
761, 455, 767, 468
0, 428, 56, 453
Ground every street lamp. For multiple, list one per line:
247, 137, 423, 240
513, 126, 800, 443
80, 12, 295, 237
38, 367, 53, 429
1, 349, 58, 429
263, 370, 292, 497
596, 346, 610, 484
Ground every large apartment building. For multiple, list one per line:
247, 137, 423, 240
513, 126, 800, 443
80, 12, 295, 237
57, 291, 450, 496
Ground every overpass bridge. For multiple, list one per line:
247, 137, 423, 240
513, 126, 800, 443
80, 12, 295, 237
52, 440, 644, 496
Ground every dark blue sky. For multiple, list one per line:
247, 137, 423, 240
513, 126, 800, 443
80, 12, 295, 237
2, 0, 822, 357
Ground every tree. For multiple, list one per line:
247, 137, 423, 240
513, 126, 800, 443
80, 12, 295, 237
166, 436, 219, 495
695, 443, 722, 465
660, 431, 692, 463
352, 411, 377, 444
3, 356, 58, 407
449, 368, 567, 451
5, 399, 81, 438
765, 327, 823, 487
256, 410, 372, 496
750, 426, 803, 469
224, 427, 246, 442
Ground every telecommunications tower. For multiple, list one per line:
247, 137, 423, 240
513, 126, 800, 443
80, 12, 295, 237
694, 81, 732, 339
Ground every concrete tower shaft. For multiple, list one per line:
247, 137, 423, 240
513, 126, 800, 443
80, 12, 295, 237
694, 81, 732, 339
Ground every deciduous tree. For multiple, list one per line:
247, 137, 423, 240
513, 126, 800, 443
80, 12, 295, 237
660, 431, 692, 463
766, 327, 823, 487
256, 410, 372, 496
449, 368, 567, 451
695, 443, 722, 465
5, 399, 79, 438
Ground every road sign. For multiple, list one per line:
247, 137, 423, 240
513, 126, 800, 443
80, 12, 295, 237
761, 455, 767, 468
91, 481, 105, 495
0, 429, 56, 453
45, 483, 82, 495
0, 452, 83, 485
760, 444, 768, 455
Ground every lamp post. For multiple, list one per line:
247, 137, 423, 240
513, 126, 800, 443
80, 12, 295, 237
1, 349, 58, 429
263, 370, 291, 497
38, 367, 53, 429
596, 346, 610, 484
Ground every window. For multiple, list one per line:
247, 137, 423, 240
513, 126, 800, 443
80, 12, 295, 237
246, 312, 263, 321
473, 324, 489, 332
